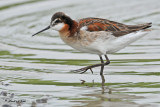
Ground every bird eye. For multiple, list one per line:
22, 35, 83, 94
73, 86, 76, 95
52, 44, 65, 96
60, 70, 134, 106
55, 19, 61, 23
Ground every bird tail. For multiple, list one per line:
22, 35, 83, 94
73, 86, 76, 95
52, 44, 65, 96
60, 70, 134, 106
128, 22, 152, 31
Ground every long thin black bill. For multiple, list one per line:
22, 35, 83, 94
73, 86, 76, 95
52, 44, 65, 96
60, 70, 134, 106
32, 26, 50, 36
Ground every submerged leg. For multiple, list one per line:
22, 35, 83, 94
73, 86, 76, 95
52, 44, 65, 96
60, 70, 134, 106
71, 55, 110, 74
100, 72, 105, 94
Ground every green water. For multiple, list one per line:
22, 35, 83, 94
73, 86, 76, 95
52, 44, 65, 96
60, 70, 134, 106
0, 0, 160, 107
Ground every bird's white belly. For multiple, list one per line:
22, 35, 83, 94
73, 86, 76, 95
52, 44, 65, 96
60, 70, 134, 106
78, 30, 148, 55
60, 30, 149, 55
68, 40, 102, 54
94, 30, 148, 54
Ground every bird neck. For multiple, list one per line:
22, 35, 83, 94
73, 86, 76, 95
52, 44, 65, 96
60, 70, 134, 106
59, 20, 78, 37
70, 20, 78, 36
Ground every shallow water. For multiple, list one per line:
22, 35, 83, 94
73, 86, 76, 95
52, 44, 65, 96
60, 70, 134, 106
0, 0, 160, 107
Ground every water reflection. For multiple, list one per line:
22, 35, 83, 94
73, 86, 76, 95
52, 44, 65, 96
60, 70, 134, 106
100, 74, 112, 94
0, 0, 160, 106
100, 74, 105, 94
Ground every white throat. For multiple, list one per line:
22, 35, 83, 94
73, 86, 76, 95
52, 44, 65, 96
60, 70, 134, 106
51, 23, 64, 31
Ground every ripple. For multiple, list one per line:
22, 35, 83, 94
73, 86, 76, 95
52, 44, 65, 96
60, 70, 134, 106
0, 0, 160, 107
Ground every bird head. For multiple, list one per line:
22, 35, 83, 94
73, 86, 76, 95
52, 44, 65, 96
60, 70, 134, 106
32, 12, 73, 36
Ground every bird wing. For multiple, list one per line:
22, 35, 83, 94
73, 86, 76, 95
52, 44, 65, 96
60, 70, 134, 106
78, 18, 152, 37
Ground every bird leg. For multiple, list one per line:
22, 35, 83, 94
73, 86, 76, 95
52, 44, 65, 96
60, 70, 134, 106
71, 55, 110, 74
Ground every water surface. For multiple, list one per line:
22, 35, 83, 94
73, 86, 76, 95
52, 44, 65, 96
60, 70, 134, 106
0, 0, 160, 107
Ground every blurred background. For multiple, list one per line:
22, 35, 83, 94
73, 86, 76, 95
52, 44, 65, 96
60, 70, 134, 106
0, 0, 160, 107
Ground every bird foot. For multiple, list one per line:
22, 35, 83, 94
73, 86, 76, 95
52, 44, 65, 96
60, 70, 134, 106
71, 66, 93, 74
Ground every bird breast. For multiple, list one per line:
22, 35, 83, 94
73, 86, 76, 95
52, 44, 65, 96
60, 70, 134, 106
59, 30, 113, 54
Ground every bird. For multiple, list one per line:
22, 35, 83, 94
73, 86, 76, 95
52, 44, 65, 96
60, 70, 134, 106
32, 12, 152, 75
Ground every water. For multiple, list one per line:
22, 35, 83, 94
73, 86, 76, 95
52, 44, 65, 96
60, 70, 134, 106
0, 0, 160, 107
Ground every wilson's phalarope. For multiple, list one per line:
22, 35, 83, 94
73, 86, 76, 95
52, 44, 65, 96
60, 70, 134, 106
32, 12, 152, 75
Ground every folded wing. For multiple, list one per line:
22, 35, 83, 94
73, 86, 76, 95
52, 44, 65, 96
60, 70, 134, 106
78, 18, 152, 37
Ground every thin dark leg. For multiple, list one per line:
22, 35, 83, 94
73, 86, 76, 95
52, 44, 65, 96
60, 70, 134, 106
99, 55, 104, 75
71, 55, 110, 74
104, 55, 110, 65
100, 73, 105, 94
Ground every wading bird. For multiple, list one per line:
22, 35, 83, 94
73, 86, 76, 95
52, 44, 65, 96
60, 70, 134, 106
32, 12, 151, 75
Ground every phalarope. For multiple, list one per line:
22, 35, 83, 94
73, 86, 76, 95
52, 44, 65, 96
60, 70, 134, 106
32, 12, 152, 75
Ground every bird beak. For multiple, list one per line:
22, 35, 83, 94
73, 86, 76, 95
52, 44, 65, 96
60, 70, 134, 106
32, 25, 50, 36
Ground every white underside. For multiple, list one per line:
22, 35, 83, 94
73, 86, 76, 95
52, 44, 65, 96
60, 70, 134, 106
69, 30, 149, 55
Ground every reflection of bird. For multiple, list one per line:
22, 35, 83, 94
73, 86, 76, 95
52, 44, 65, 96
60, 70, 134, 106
80, 80, 86, 84
32, 12, 152, 75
